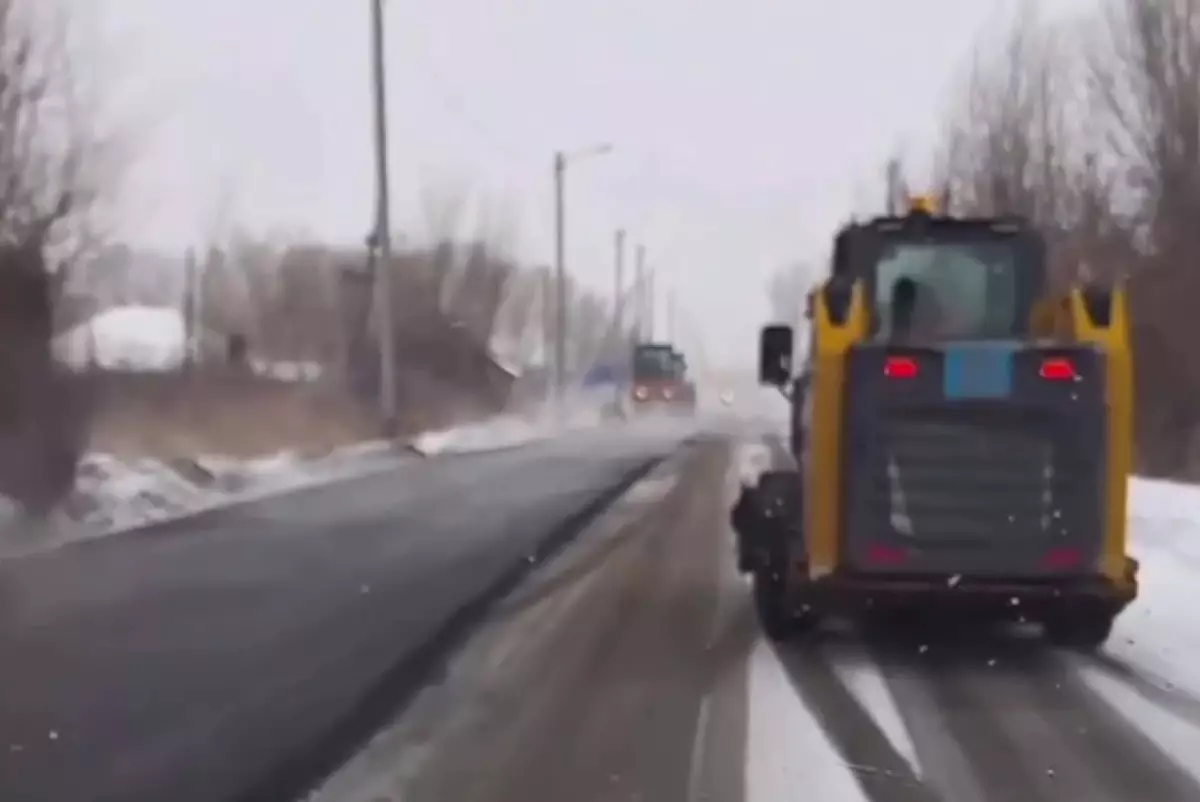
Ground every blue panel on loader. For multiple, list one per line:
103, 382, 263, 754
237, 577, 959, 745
942, 343, 1016, 400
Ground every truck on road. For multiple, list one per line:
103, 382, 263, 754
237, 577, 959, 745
731, 196, 1139, 650
630, 342, 696, 415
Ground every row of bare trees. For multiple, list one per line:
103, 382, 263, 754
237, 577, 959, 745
771, 0, 1200, 477
921, 0, 1200, 475
187, 228, 619, 388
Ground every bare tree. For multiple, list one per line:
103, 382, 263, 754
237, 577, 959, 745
934, 8, 1078, 230
1084, 0, 1200, 473
0, 1, 118, 512
917, 0, 1200, 474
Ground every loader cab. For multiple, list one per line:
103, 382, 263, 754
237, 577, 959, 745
758, 204, 1048, 386
833, 206, 1048, 342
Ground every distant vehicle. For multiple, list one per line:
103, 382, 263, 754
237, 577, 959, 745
731, 195, 1138, 650
630, 342, 695, 414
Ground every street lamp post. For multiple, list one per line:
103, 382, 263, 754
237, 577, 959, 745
552, 142, 612, 409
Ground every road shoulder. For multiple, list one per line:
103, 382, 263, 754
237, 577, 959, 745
310, 436, 748, 802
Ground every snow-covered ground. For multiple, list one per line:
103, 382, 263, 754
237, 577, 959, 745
56, 305, 186, 371
410, 393, 612, 455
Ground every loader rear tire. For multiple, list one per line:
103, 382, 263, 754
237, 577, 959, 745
1044, 607, 1115, 652
753, 545, 816, 642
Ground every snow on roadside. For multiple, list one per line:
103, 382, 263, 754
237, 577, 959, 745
1073, 475, 1200, 774
1096, 477, 1200, 700
1075, 664, 1200, 784
411, 395, 609, 456
0, 439, 411, 560
0, 401, 618, 558
411, 416, 547, 456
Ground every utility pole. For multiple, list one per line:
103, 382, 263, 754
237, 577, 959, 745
552, 151, 567, 406
182, 247, 196, 370
613, 229, 626, 349
542, 267, 553, 397
647, 268, 656, 341
613, 229, 625, 406
550, 142, 611, 411
369, 0, 397, 433
666, 289, 675, 342
634, 244, 645, 342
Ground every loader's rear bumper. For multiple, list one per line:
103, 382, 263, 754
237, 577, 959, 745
789, 565, 1138, 619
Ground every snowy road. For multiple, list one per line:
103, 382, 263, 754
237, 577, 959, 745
3, 418, 1200, 802
315, 423, 1200, 802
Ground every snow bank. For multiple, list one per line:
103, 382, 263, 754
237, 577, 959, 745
0, 397, 620, 558
0, 439, 410, 559
1101, 477, 1200, 699
410, 391, 612, 456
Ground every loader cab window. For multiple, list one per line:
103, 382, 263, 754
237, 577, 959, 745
873, 239, 1026, 340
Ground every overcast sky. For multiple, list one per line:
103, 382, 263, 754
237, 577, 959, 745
98, 0, 1091, 367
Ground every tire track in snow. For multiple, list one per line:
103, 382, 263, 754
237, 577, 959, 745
769, 637, 938, 802
1080, 651, 1200, 732
823, 639, 923, 777
1074, 662, 1200, 786
874, 632, 1200, 802
746, 639, 874, 802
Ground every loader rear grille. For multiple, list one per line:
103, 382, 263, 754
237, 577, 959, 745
866, 412, 1063, 543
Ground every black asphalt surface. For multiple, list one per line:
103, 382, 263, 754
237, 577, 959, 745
0, 423, 694, 802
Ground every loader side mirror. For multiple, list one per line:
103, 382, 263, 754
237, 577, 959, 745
759, 324, 793, 386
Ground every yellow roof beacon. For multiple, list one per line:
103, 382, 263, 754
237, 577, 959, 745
907, 194, 936, 215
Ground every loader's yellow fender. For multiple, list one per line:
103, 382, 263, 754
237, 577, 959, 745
1068, 286, 1134, 590
805, 280, 869, 579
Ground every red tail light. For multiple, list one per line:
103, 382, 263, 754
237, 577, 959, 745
866, 543, 906, 565
1039, 357, 1076, 380
1041, 547, 1081, 570
883, 356, 918, 379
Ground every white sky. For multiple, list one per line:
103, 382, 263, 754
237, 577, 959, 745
96, 0, 1092, 366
